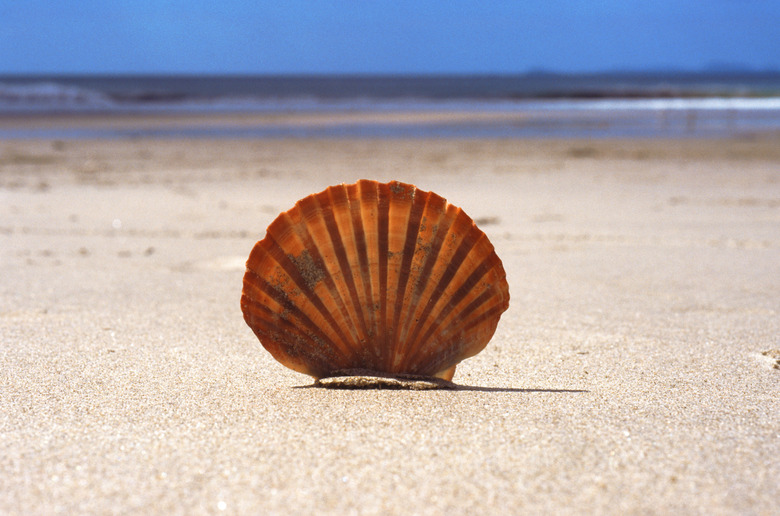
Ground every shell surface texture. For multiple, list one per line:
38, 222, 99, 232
241, 180, 510, 382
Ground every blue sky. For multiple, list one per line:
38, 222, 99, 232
1, 0, 778, 74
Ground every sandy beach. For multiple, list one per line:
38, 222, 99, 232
1, 127, 779, 514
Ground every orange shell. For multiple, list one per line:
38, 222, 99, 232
241, 180, 509, 381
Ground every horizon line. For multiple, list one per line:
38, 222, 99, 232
2, 68, 780, 78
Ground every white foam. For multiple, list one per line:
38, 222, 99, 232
0, 81, 114, 110
543, 97, 780, 111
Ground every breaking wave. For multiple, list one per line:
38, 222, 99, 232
0, 81, 115, 111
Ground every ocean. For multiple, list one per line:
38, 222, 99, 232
1, 73, 779, 138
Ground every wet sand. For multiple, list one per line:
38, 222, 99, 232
1, 132, 779, 514
2, 106, 775, 139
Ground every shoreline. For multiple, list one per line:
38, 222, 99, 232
2, 106, 779, 139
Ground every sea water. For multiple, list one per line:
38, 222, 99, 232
1, 73, 779, 138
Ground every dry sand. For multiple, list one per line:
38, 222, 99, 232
1, 131, 779, 514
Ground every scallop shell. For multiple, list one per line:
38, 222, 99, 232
241, 180, 509, 382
